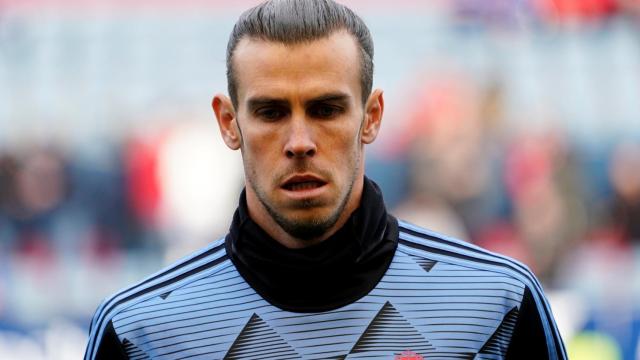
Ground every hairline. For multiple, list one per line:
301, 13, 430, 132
227, 28, 372, 109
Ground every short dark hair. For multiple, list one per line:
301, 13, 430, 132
226, 0, 374, 108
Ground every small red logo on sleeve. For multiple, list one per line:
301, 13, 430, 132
395, 350, 424, 360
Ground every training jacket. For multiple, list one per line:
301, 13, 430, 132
84, 177, 567, 360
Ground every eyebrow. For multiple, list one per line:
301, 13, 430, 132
246, 97, 289, 111
306, 92, 351, 106
246, 92, 351, 111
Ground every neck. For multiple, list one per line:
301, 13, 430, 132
245, 176, 364, 249
225, 176, 399, 312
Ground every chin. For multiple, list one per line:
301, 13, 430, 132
290, 213, 331, 225
279, 214, 339, 241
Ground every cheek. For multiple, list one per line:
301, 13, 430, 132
325, 125, 361, 155
242, 127, 281, 159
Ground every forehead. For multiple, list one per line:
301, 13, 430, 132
232, 31, 361, 105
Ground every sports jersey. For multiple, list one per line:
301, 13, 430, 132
84, 178, 567, 359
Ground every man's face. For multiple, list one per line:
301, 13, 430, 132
216, 31, 382, 244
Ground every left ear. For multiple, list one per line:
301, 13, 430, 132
361, 88, 384, 144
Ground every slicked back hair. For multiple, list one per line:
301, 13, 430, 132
226, 0, 374, 108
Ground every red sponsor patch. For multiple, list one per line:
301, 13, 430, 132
395, 350, 424, 360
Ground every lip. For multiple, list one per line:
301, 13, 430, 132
280, 173, 328, 198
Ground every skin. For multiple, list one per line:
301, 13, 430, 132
213, 30, 384, 249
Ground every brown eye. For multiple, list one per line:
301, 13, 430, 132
309, 105, 341, 119
257, 108, 287, 121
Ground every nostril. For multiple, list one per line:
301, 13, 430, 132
286, 147, 316, 158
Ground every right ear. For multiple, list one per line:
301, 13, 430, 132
212, 94, 241, 150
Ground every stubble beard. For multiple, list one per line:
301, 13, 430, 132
246, 151, 360, 242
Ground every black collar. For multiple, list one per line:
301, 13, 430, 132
225, 177, 398, 312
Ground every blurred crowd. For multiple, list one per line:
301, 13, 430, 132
390, 76, 640, 285
1, 0, 640, 358
0, 141, 155, 257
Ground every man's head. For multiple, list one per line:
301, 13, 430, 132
226, 0, 374, 108
213, 0, 383, 248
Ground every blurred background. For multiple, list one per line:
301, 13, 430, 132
1, 0, 639, 358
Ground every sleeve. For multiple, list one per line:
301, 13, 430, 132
506, 286, 567, 360
84, 319, 129, 360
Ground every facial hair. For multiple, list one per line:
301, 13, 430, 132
245, 155, 358, 241
261, 173, 355, 240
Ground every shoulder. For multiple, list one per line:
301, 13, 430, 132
84, 237, 230, 360
396, 219, 538, 287
396, 220, 567, 359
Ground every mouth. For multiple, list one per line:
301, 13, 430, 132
281, 175, 327, 192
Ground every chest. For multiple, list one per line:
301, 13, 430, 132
113, 252, 523, 359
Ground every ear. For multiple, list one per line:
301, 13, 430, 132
212, 94, 241, 150
361, 88, 384, 144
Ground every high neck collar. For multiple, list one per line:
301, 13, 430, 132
225, 177, 398, 312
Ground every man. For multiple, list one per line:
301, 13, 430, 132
85, 1, 567, 359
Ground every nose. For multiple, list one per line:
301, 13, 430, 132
284, 119, 317, 159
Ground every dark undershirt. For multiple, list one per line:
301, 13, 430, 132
225, 177, 399, 312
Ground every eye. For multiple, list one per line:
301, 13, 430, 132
256, 107, 287, 121
309, 104, 342, 119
